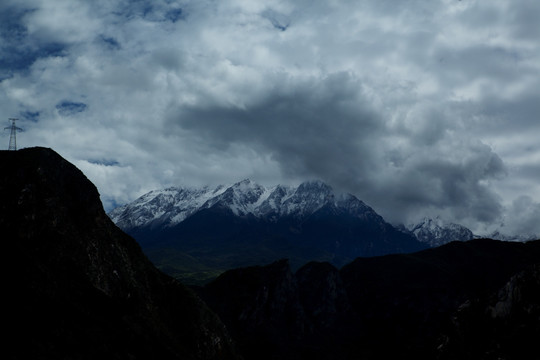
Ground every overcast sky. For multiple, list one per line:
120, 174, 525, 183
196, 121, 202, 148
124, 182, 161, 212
1, 0, 540, 235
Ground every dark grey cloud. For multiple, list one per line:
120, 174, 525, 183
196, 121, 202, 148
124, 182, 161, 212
172, 73, 381, 179
262, 9, 290, 31
478, 95, 540, 134
169, 71, 507, 226
375, 142, 506, 224
56, 101, 88, 116
99, 35, 122, 50
501, 195, 540, 236
20, 110, 40, 122
109, 0, 185, 23
165, 8, 184, 23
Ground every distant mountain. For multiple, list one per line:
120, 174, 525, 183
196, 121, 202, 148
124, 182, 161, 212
405, 216, 474, 247
110, 179, 379, 228
2, 148, 238, 360
402, 217, 538, 246
482, 230, 538, 243
109, 179, 427, 284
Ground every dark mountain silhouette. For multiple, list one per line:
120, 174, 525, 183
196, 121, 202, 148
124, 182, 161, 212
198, 239, 540, 360
439, 263, 540, 359
1, 147, 238, 360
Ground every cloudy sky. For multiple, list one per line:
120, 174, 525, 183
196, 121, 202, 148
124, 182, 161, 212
1, 0, 540, 235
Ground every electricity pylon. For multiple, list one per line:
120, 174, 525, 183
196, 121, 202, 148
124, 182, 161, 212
4, 118, 23, 151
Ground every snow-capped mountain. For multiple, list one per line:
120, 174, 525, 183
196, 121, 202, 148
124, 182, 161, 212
109, 179, 427, 283
110, 179, 375, 230
406, 216, 474, 248
109, 184, 230, 229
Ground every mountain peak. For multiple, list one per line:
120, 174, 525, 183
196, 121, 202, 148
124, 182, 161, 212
407, 216, 474, 247
210, 180, 268, 216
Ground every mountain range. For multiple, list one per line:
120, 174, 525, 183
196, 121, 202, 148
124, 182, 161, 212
5, 147, 540, 359
110, 179, 390, 229
109, 179, 432, 283
109, 179, 479, 283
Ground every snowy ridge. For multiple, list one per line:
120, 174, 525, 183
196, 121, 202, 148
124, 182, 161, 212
480, 231, 539, 243
109, 185, 228, 229
407, 216, 474, 247
109, 179, 375, 230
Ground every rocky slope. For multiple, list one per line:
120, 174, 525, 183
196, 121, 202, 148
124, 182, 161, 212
2, 147, 238, 360
198, 260, 354, 360
438, 263, 540, 359
199, 239, 540, 360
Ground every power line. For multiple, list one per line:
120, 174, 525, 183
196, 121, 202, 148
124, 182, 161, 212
4, 118, 23, 151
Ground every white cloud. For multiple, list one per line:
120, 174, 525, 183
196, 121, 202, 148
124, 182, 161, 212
2, 0, 540, 236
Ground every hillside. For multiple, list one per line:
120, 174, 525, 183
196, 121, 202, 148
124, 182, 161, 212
199, 239, 540, 360
1, 147, 238, 359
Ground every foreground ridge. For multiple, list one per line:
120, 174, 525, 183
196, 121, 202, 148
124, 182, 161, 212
200, 239, 540, 360
2, 147, 238, 360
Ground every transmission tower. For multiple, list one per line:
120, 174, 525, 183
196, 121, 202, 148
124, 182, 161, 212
4, 118, 23, 151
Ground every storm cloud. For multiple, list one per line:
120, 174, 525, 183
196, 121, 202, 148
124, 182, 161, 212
1, 0, 539, 235
170, 72, 507, 225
